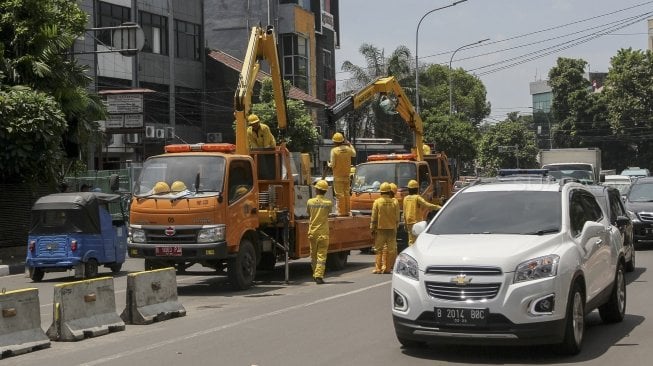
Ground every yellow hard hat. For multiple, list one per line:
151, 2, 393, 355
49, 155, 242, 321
407, 179, 419, 189
332, 132, 344, 143
235, 186, 249, 196
314, 179, 329, 191
247, 114, 260, 126
171, 180, 187, 192
390, 183, 398, 194
422, 144, 432, 155
153, 181, 170, 194
379, 182, 392, 193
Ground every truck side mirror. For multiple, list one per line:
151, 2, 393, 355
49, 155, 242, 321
109, 174, 120, 192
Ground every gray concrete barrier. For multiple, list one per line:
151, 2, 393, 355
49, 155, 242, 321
121, 267, 186, 325
47, 277, 125, 341
0, 288, 50, 358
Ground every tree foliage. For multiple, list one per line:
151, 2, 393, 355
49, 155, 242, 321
422, 112, 479, 166
0, 0, 105, 184
252, 78, 319, 153
476, 118, 539, 176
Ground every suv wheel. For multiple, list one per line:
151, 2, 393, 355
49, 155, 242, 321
559, 282, 584, 355
599, 262, 626, 323
626, 249, 636, 272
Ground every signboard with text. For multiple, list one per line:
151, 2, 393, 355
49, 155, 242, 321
106, 94, 143, 114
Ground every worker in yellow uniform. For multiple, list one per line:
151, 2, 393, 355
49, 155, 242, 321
328, 132, 356, 216
403, 179, 441, 246
247, 114, 276, 148
370, 182, 399, 274
307, 179, 333, 284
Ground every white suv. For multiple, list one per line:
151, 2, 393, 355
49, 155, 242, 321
392, 178, 627, 355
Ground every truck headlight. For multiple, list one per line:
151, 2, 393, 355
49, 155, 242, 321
514, 255, 559, 283
198, 225, 226, 243
131, 228, 146, 243
395, 253, 419, 281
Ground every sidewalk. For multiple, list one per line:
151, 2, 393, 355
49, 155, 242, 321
0, 246, 25, 276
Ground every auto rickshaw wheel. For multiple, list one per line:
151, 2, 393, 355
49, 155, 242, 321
109, 263, 122, 273
85, 259, 99, 278
30, 267, 45, 282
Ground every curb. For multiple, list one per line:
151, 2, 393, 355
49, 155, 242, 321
0, 263, 24, 277
0, 265, 8, 277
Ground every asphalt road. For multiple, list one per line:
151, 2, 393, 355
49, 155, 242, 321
2, 247, 653, 366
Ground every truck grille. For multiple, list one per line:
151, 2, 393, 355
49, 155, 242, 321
425, 265, 503, 276
425, 281, 501, 301
638, 212, 653, 223
145, 228, 198, 244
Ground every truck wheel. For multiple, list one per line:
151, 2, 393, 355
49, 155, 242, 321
228, 240, 256, 290
326, 251, 348, 270
599, 262, 626, 323
84, 259, 99, 279
29, 267, 45, 282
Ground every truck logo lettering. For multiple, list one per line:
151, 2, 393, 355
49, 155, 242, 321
165, 226, 176, 236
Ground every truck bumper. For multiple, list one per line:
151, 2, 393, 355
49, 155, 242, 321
128, 241, 229, 261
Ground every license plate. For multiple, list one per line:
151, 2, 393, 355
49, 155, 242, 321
155, 246, 182, 256
434, 307, 488, 326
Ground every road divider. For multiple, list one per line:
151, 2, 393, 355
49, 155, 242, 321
0, 288, 50, 359
121, 267, 186, 324
46, 277, 125, 341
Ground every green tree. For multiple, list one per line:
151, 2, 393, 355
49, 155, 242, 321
422, 113, 479, 169
604, 48, 653, 169
0, 0, 105, 184
252, 78, 319, 153
477, 118, 539, 175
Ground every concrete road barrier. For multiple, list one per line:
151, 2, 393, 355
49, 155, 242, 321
121, 267, 186, 325
0, 288, 50, 359
47, 277, 125, 341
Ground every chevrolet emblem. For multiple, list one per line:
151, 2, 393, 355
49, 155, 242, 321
451, 274, 472, 286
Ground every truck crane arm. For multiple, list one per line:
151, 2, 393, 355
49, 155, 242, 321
234, 25, 288, 155
325, 76, 425, 160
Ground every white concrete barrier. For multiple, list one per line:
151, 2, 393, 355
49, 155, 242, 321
0, 288, 50, 358
121, 267, 186, 325
47, 277, 125, 341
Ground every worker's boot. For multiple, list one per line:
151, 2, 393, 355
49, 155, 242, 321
373, 252, 383, 274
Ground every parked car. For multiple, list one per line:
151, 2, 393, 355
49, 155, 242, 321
26, 192, 127, 281
623, 177, 653, 244
392, 176, 627, 354
586, 185, 635, 272
620, 167, 650, 180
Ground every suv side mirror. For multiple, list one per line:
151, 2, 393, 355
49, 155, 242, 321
579, 221, 605, 246
616, 215, 630, 227
412, 221, 428, 237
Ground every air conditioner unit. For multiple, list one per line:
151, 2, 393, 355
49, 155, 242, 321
126, 133, 140, 144
145, 125, 156, 138
155, 128, 165, 139
207, 132, 222, 143
165, 127, 175, 139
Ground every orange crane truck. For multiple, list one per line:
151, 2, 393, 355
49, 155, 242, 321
127, 26, 372, 290
326, 76, 453, 242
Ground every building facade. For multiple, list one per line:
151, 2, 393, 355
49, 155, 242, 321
75, 0, 205, 169
204, 0, 340, 138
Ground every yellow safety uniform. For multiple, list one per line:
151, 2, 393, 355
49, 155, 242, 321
403, 194, 441, 246
370, 196, 399, 273
247, 123, 276, 148
307, 194, 332, 280
328, 145, 356, 215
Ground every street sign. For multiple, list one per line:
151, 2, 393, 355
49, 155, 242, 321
106, 114, 125, 129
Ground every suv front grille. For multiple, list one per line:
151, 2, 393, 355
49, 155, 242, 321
425, 281, 501, 301
425, 265, 503, 276
638, 212, 653, 223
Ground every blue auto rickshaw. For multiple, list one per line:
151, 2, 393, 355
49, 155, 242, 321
26, 192, 127, 281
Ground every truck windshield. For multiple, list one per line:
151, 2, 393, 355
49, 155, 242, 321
352, 162, 416, 192
133, 156, 226, 195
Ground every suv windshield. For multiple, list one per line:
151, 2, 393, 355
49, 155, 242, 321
134, 156, 226, 195
627, 182, 653, 202
428, 191, 561, 235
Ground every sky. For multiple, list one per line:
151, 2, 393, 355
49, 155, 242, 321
334, 0, 652, 122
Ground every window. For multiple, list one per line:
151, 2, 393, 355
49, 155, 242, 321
322, 49, 332, 80
228, 160, 254, 204
97, 1, 130, 47
281, 34, 309, 92
175, 19, 201, 60
570, 191, 602, 236
418, 165, 430, 193
608, 189, 626, 224
140, 11, 168, 55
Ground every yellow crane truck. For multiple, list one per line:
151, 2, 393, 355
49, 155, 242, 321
326, 76, 453, 242
127, 26, 372, 290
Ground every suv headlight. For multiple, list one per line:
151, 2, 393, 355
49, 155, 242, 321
198, 225, 226, 243
131, 228, 146, 243
395, 253, 419, 281
514, 255, 559, 283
